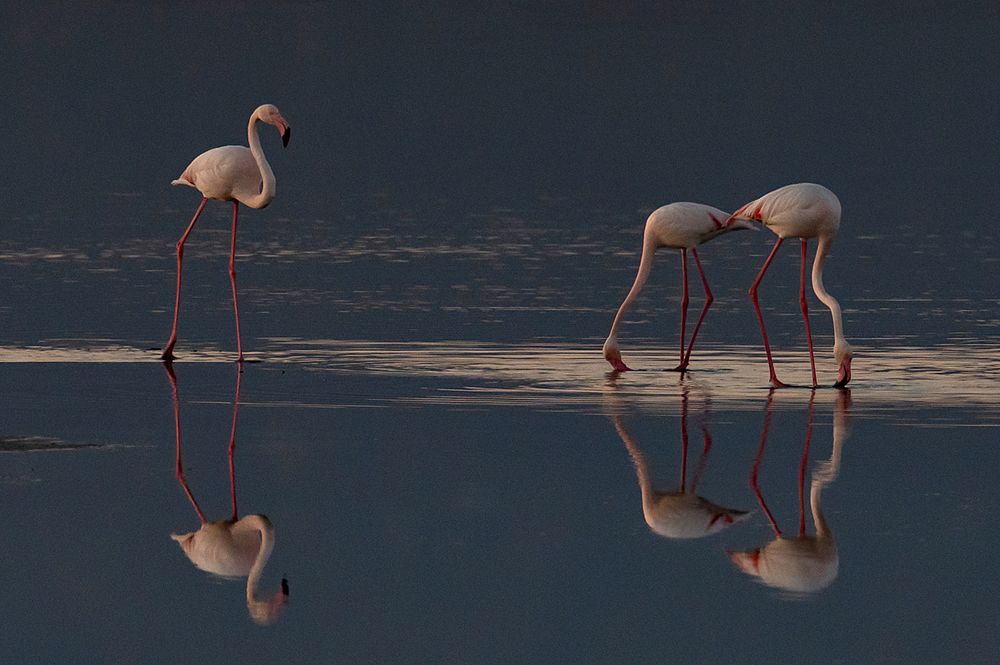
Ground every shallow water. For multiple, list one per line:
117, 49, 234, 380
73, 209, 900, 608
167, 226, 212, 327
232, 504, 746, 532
3, 213, 999, 663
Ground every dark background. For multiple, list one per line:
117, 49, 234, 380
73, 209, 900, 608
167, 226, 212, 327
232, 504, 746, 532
4, 1, 998, 224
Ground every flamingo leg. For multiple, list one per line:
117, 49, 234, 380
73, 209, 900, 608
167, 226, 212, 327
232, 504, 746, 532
228, 365, 243, 521
162, 197, 209, 361
682, 248, 714, 367
673, 249, 690, 371
750, 391, 782, 536
748, 237, 788, 388
229, 202, 245, 364
678, 391, 689, 492
800, 239, 818, 387
690, 423, 713, 493
798, 391, 816, 537
165, 363, 207, 524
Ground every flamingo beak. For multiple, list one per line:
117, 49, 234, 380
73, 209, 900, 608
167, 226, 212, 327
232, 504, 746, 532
833, 357, 852, 388
281, 124, 291, 148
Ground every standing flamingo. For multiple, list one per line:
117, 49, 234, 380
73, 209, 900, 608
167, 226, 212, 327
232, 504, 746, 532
725, 183, 852, 388
603, 203, 755, 372
161, 104, 291, 362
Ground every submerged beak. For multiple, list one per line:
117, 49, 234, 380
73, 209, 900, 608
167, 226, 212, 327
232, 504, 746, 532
604, 348, 632, 373
833, 357, 852, 388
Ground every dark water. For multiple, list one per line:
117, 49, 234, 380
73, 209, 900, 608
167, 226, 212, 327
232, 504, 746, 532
3, 4, 1000, 664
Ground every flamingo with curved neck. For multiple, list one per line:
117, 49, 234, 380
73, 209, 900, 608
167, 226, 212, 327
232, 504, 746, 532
162, 104, 291, 363
603, 202, 755, 372
165, 364, 289, 625
725, 183, 852, 388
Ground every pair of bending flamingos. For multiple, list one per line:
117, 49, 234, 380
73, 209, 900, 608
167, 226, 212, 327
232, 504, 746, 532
160, 104, 851, 388
603, 184, 853, 388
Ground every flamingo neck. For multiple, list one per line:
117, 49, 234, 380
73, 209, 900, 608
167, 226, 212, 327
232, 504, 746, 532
239, 514, 275, 605
810, 396, 848, 539
246, 112, 276, 209
606, 233, 657, 344
811, 235, 846, 349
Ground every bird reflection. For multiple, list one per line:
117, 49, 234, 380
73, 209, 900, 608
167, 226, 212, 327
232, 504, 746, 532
164, 364, 289, 625
728, 389, 851, 596
611, 387, 750, 539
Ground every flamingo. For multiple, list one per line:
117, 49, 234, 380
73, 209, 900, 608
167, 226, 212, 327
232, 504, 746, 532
165, 364, 289, 625
611, 389, 750, 539
725, 183, 852, 388
603, 202, 755, 372
728, 389, 851, 595
161, 104, 291, 362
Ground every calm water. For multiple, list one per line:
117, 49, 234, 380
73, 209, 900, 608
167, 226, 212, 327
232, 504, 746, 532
4, 3, 1000, 664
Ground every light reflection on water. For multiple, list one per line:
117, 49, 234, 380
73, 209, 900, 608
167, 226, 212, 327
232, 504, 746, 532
2, 338, 999, 422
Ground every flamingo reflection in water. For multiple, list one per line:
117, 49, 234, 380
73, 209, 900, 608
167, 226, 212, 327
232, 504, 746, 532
164, 365, 289, 625
611, 387, 750, 539
728, 389, 851, 595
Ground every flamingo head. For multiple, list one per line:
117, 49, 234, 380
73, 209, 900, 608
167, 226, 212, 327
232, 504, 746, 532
248, 578, 290, 626
257, 104, 291, 147
603, 337, 632, 372
833, 341, 853, 388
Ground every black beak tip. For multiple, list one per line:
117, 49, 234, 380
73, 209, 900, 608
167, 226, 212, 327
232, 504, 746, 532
282, 127, 291, 148
281, 578, 289, 595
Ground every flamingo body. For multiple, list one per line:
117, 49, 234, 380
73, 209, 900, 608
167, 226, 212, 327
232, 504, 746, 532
173, 146, 270, 208
732, 182, 841, 240
729, 538, 838, 593
645, 202, 736, 248
171, 516, 268, 578
643, 493, 750, 539
603, 203, 754, 371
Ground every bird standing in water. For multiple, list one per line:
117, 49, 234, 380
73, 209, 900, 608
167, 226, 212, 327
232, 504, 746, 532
603, 202, 755, 372
725, 183, 852, 388
161, 104, 291, 363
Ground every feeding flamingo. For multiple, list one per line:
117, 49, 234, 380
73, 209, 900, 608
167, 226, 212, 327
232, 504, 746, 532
165, 364, 289, 625
603, 203, 755, 372
161, 104, 291, 362
725, 183, 852, 388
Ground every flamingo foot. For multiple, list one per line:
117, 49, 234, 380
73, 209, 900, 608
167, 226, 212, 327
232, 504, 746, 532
769, 376, 789, 389
671, 363, 689, 373
161, 346, 176, 361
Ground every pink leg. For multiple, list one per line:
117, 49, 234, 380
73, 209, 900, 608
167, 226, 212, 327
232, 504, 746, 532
227, 365, 243, 521
797, 391, 815, 537
682, 248, 714, 367
229, 202, 245, 363
678, 390, 689, 491
800, 239, 818, 387
164, 363, 206, 524
162, 198, 209, 360
673, 249, 690, 371
690, 423, 713, 492
750, 391, 782, 536
749, 237, 788, 388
